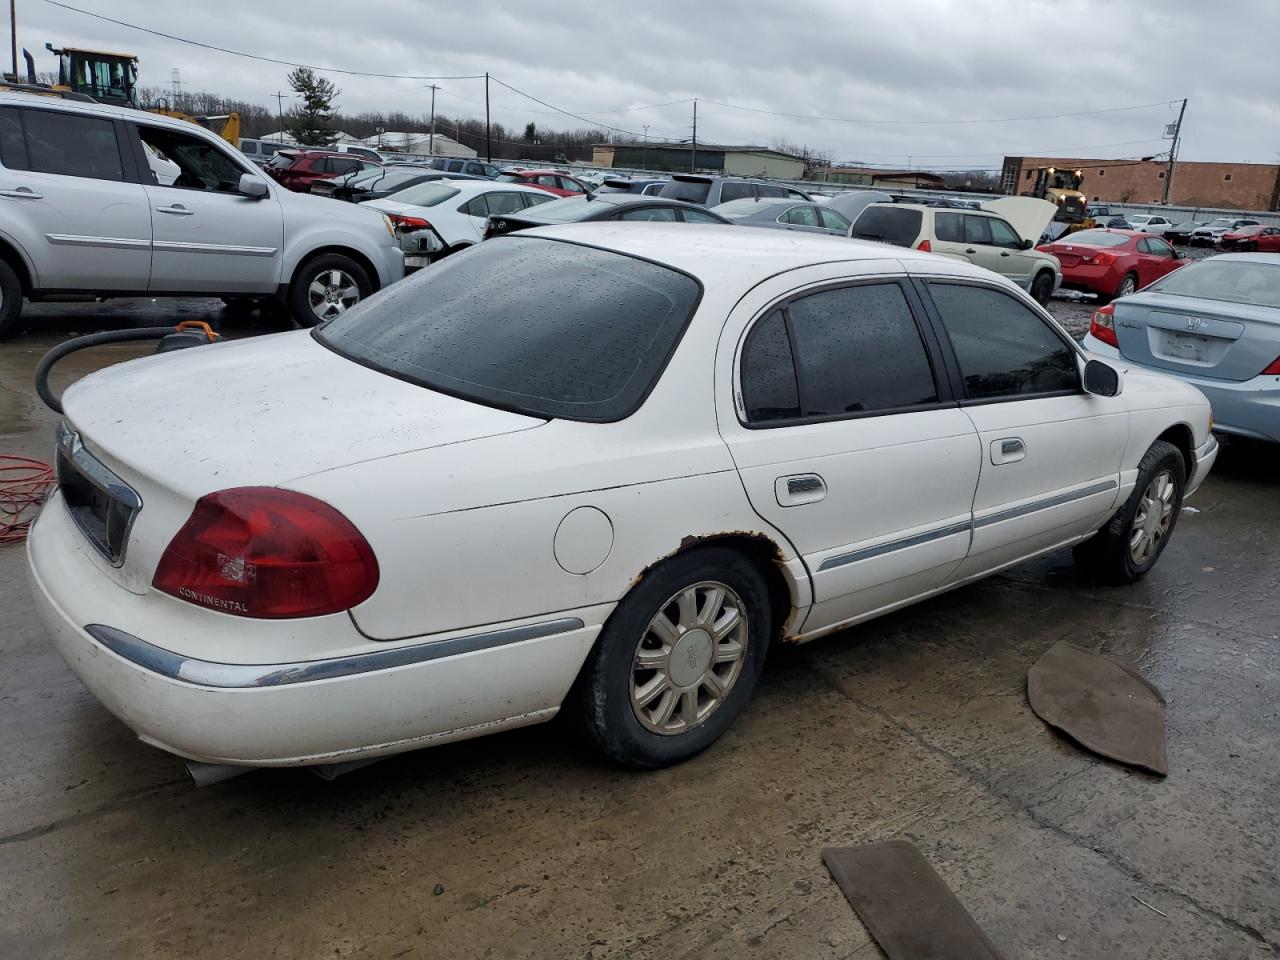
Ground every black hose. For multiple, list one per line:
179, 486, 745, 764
35, 327, 179, 415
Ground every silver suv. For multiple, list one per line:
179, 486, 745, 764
0, 92, 404, 336
657, 174, 813, 207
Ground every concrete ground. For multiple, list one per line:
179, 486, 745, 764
1, 293, 1276, 960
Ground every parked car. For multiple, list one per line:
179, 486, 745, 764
314, 167, 484, 202
483, 194, 728, 238
427, 157, 503, 179
656, 174, 803, 208
1190, 217, 1260, 246
710, 197, 851, 236
1083, 253, 1280, 443
238, 137, 293, 168
494, 169, 592, 197
265, 149, 381, 193
1218, 224, 1280, 252
1037, 229, 1185, 301
362, 179, 552, 268
595, 177, 669, 196
1164, 220, 1207, 245
849, 198, 1062, 304
823, 189, 893, 225
332, 143, 384, 163
30, 224, 1215, 776
1128, 214, 1173, 235
1086, 203, 1120, 224
0, 91, 403, 335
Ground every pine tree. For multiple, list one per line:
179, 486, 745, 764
286, 68, 339, 146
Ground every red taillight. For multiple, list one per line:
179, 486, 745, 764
153, 488, 379, 619
1262, 356, 1280, 375
388, 214, 431, 230
916, 238, 932, 252
1086, 252, 1118, 267
1089, 303, 1119, 348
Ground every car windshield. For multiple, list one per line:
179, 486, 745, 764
1058, 230, 1130, 247
658, 178, 712, 204
1145, 259, 1280, 310
517, 196, 619, 222
1231, 225, 1264, 236
850, 206, 923, 246
382, 182, 460, 206
711, 198, 788, 217
316, 237, 703, 421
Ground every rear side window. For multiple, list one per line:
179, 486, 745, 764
781, 205, 820, 227
928, 283, 1079, 400
850, 206, 922, 247
740, 283, 939, 424
619, 206, 677, 221
935, 212, 963, 242
818, 208, 851, 232
658, 178, 712, 205
680, 209, 723, 224
757, 184, 787, 199
485, 191, 526, 215
317, 238, 702, 422
719, 181, 754, 204
21, 109, 123, 181
0, 107, 27, 169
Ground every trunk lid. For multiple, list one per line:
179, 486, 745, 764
1112, 291, 1280, 381
59, 332, 545, 592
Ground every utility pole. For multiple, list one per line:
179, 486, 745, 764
643, 124, 649, 171
9, 0, 17, 80
274, 91, 287, 142
484, 72, 492, 162
171, 67, 181, 107
1162, 98, 1188, 205
426, 83, 439, 157
690, 99, 697, 172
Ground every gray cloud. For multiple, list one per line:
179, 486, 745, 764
24, 0, 1279, 168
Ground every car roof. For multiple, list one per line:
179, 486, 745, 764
513, 222, 937, 285
513, 169, 575, 177
0, 89, 224, 139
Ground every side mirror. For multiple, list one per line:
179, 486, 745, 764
1172, 249, 1183, 259
1021, 238, 1034, 250
1083, 358, 1123, 397
238, 174, 268, 198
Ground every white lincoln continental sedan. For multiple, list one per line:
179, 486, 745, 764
28, 225, 1217, 774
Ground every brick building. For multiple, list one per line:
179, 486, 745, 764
1001, 156, 1280, 211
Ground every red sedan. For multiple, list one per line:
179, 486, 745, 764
1219, 224, 1280, 252
1037, 228, 1185, 300
493, 169, 590, 197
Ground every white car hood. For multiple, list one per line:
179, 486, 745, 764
61, 331, 545, 498
982, 197, 1058, 243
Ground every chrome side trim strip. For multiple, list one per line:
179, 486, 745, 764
818, 520, 972, 572
45, 233, 150, 250
152, 240, 278, 257
973, 479, 1117, 529
84, 618, 586, 688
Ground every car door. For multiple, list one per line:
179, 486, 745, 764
930, 211, 972, 262
917, 278, 1129, 580
960, 214, 1005, 274
1262, 227, 1280, 253
1139, 236, 1181, 284
0, 105, 151, 290
716, 268, 981, 634
985, 215, 1038, 286
130, 123, 284, 294
776, 204, 827, 234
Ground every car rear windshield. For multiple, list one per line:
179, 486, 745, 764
266, 153, 296, 169
596, 180, 637, 193
1145, 259, 1280, 310
316, 238, 703, 422
658, 178, 712, 205
850, 206, 923, 247
1059, 230, 1129, 247
383, 182, 460, 206
516, 195, 618, 222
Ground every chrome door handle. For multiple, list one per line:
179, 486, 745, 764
991, 437, 1026, 464
155, 204, 194, 216
0, 187, 42, 199
775, 474, 826, 507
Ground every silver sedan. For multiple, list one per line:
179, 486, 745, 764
709, 197, 852, 236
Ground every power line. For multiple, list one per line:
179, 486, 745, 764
487, 76, 653, 140
42, 0, 485, 80
695, 96, 1184, 126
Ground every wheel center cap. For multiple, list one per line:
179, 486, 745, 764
668, 628, 713, 687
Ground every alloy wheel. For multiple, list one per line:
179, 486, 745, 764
1129, 469, 1176, 565
307, 269, 361, 322
1117, 275, 1137, 297
630, 581, 749, 736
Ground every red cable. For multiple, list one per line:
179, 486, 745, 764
0, 456, 55, 544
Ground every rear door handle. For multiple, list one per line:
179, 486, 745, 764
991, 437, 1026, 465
775, 474, 826, 506
155, 204, 194, 216
965, 247, 977, 254
999, 251, 1012, 257
0, 187, 42, 199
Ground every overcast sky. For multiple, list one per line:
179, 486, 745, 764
23, 0, 1280, 169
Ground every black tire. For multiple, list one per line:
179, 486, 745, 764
577, 547, 772, 769
1030, 270, 1055, 306
1073, 440, 1186, 585
0, 258, 25, 339
287, 253, 372, 328
1114, 272, 1139, 299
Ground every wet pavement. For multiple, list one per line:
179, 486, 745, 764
1, 290, 1276, 959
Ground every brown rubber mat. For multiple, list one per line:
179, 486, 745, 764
1027, 640, 1168, 776
822, 840, 1004, 960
